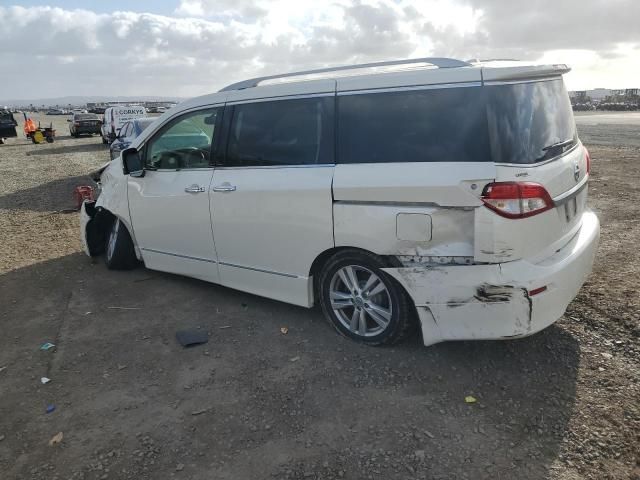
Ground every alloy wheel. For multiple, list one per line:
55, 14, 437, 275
329, 265, 393, 337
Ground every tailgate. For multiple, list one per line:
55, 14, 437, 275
475, 77, 589, 263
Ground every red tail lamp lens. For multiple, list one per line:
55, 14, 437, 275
481, 182, 554, 219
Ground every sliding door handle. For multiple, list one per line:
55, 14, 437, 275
212, 183, 236, 192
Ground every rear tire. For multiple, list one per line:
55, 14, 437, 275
318, 250, 414, 346
104, 217, 138, 270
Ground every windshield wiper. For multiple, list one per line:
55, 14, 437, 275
542, 138, 575, 151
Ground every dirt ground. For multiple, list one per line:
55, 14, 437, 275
0, 112, 638, 480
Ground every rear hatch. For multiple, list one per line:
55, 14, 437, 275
474, 75, 589, 263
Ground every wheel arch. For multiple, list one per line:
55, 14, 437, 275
84, 205, 140, 260
309, 246, 403, 305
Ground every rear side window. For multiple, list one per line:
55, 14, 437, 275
486, 79, 577, 164
226, 97, 334, 167
338, 87, 491, 163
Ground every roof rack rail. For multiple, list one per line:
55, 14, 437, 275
219, 57, 471, 92
466, 58, 520, 63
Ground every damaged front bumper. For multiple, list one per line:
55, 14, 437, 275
383, 210, 600, 346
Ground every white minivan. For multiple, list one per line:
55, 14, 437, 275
101, 106, 147, 144
80, 58, 599, 347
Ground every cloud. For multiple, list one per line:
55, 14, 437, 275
466, 0, 640, 56
0, 1, 638, 101
175, 0, 268, 21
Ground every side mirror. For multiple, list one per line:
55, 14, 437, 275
122, 148, 144, 177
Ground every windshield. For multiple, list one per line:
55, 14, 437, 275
486, 79, 577, 164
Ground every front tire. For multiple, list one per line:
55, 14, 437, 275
318, 250, 414, 346
104, 217, 138, 270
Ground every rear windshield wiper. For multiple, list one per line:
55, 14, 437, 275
542, 138, 575, 151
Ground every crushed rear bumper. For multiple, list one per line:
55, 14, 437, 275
383, 210, 600, 346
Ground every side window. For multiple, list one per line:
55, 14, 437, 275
337, 87, 491, 163
145, 108, 218, 170
225, 97, 334, 167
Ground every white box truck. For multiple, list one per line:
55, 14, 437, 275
101, 106, 147, 144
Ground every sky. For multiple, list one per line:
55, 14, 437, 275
0, 0, 639, 102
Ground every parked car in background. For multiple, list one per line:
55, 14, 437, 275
69, 113, 102, 137
0, 109, 18, 144
46, 108, 66, 115
81, 57, 599, 348
109, 117, 156, 160
101, 106, 147, 144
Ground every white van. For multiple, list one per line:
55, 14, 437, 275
80, 58, 600, 347
101, 106, 147, 144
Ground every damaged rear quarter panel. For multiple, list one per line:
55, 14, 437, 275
382, 265, 533, 341
333, 203, 475, 257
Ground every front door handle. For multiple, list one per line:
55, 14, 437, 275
185, 184, 206, 193
212, 183, 236, 192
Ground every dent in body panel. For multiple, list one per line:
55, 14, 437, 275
383, 266, 534, 342
94, 157, 133, 230
333, 203, 475, 257
82, 157, 140, 258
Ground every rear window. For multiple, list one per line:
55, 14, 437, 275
337, 78, 576, 165
76, 114, 98, 120
338, 87, 491, 163
486, 79, 577, 164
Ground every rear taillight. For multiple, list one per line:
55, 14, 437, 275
481, 182, 554, 219
585, 148, 591, 175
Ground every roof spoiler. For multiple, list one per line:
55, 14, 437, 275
481, 63, 571, 82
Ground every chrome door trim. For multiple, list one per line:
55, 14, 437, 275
219, 261, 299, 279
141, 248, 217, 264
225, 92, 336, 106
337, 81, 481, 96
213, 164, 335, 170
553, 176, 589, 205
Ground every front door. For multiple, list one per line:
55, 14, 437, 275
210, 96, 335, 306
128, 107, 222, 283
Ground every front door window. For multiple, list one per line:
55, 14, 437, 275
145, 109, 218, 169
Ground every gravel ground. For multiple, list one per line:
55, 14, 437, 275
0, 113, 638, 480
